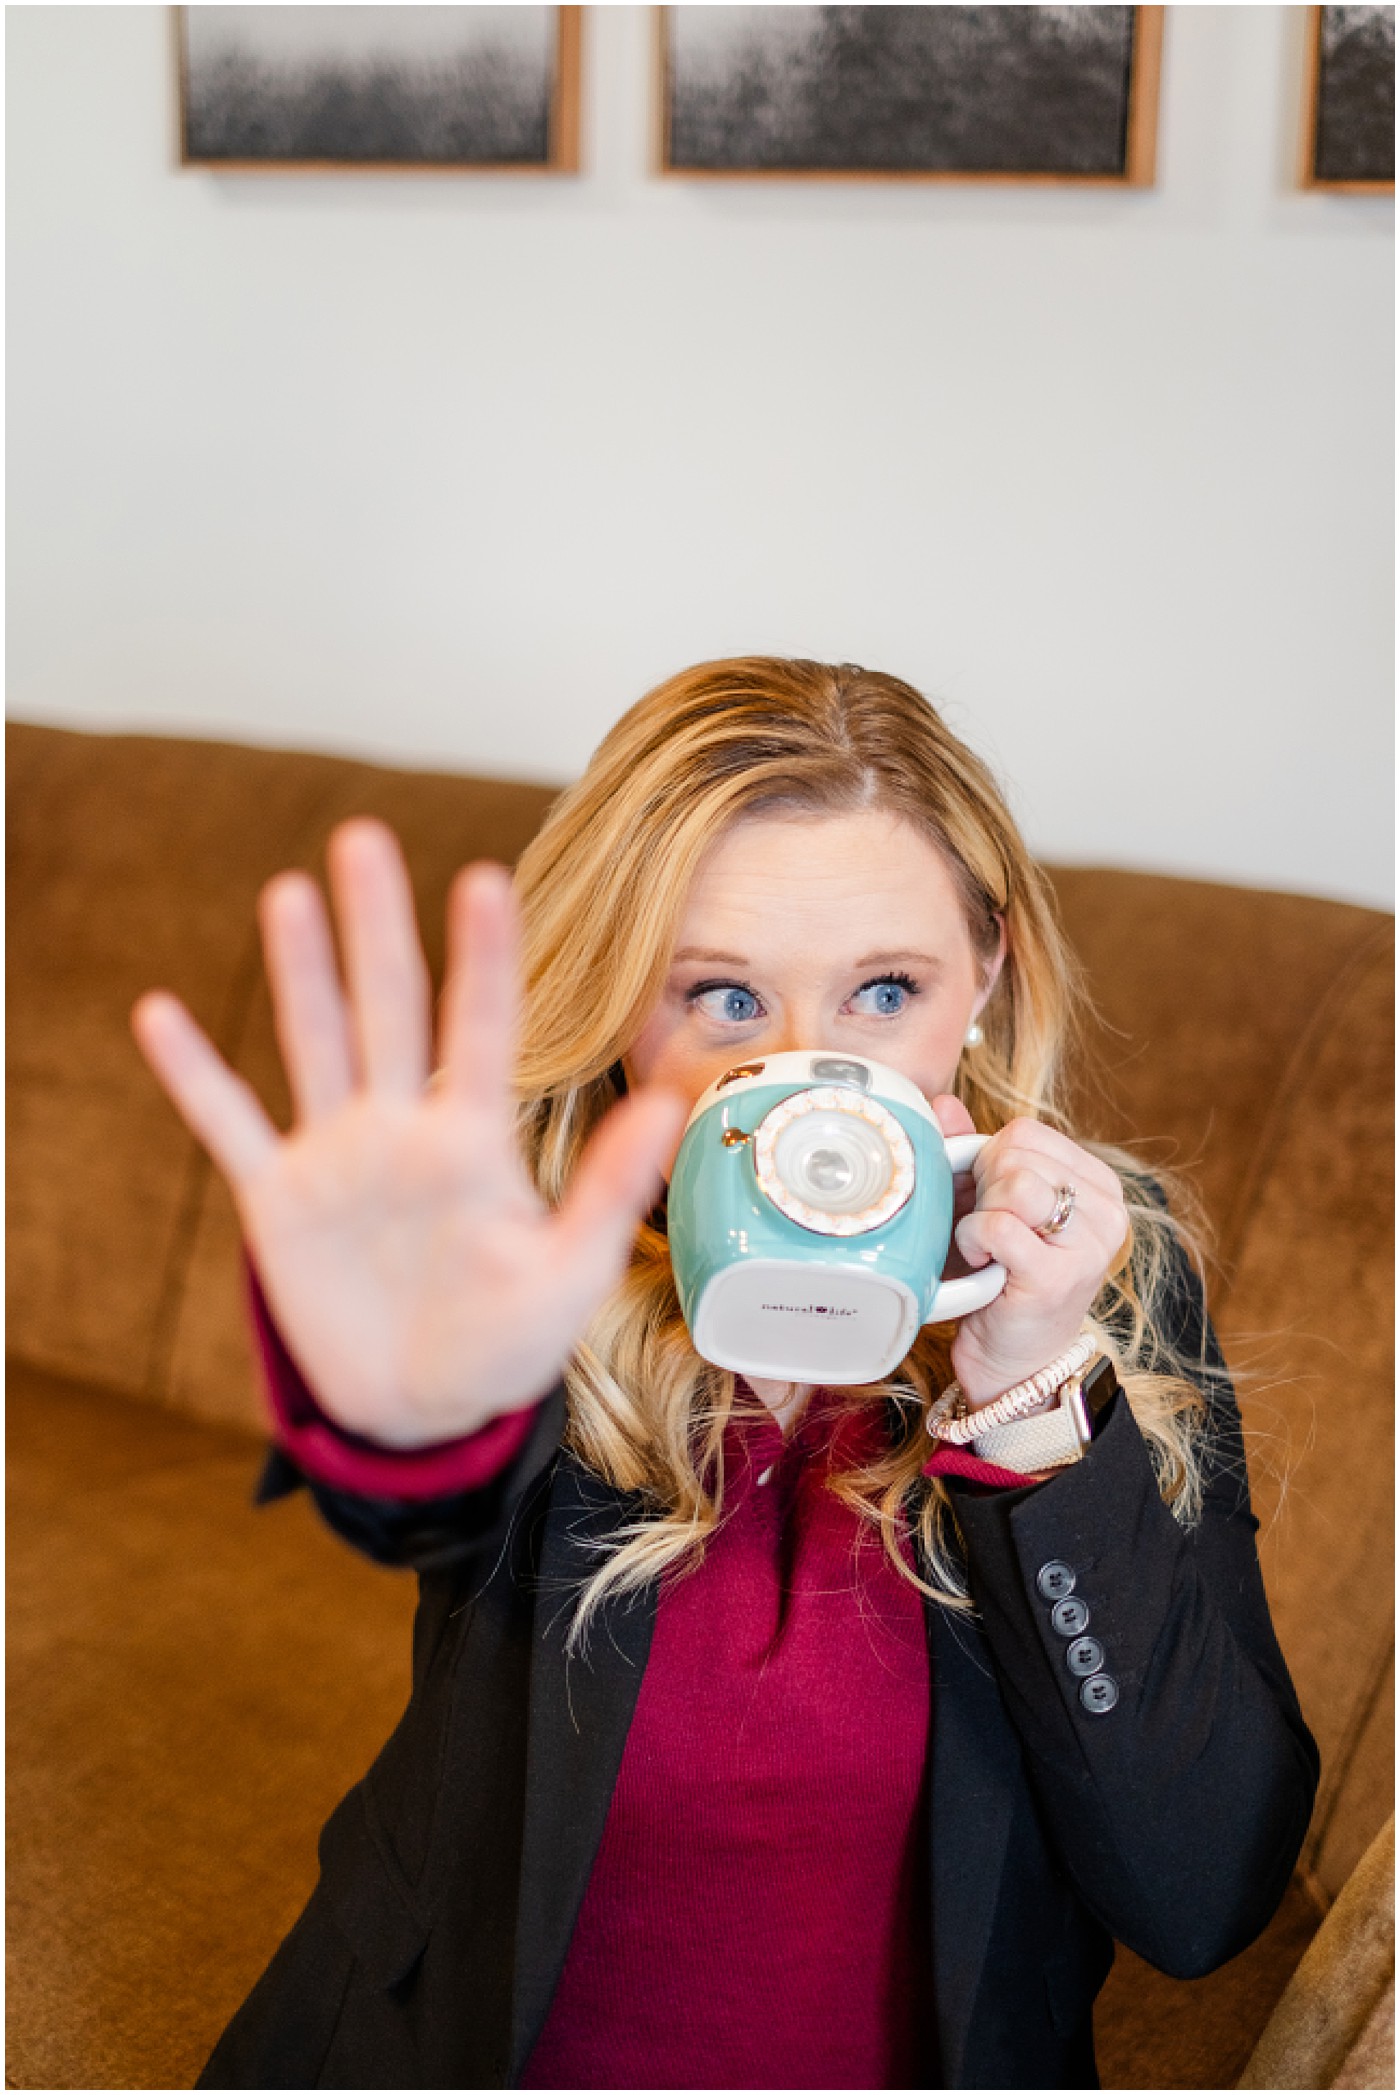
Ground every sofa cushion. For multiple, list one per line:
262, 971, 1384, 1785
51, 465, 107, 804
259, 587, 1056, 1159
1203, 926, 1394, 1904
7, 725, 341, 1407
1239, 1815, 1394, 2090
1047, 866, 1390, 1287
6, 1357, 416, 2093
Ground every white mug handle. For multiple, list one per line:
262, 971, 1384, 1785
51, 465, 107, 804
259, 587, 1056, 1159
925, 1131, 1007, 1323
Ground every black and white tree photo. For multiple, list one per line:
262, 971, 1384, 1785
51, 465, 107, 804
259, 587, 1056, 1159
1310, 5, 1394, 186
180, 6, 577, 170
662, 6, 1153, 180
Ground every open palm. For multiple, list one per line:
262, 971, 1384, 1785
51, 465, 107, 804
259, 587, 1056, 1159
131, 821, 686, 1448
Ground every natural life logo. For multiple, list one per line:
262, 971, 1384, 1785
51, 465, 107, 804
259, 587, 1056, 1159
760, 1302, 858, 1316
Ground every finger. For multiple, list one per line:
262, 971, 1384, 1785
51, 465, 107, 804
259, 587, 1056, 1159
929, 1092, 977, 1141
131, 993, 278, 1186
259, 872, 355, 1122
326, 821, 431, 1099
979, 1146, 1112, 1212
955, 1203, 1057, 1281
438, 862, 518, 1116
550, 1089, 690, 1301
978, 1163, 1123, 1258
972, 1119, 1122, 1201
976, 1163, 1060, 1237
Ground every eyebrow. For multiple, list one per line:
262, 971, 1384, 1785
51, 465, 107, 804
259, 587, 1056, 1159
671, 947, 945, 973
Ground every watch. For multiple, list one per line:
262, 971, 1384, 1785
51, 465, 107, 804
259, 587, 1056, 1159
970, 1354, 1120, 1472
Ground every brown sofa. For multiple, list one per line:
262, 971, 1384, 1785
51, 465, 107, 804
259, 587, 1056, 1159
7, 718, 1393, 2091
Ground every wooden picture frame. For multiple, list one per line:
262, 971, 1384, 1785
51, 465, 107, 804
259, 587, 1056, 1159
1299, 5, 1394, 192
656, 5, 1162, 186
177, 6, 581, 174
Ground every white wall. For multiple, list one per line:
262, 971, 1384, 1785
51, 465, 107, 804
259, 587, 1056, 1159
8, 5, 1393, 906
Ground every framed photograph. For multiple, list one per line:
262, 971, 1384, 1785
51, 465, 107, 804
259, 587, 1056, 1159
178, 6, 581, 173
1300, 5, 1394, 190
657, 5, 1162, 184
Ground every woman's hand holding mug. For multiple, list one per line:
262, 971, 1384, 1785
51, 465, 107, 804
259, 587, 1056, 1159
131, 821, 688, 1449
930, 1095, 1129, 1410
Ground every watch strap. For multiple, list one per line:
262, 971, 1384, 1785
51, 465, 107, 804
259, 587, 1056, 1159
970, 1355, 1119, 1473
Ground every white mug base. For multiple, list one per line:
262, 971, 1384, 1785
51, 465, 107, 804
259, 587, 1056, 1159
690, 1260, 921, 1385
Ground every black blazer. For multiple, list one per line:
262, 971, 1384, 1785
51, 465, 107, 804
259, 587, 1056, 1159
199, 1251, 1318, 2091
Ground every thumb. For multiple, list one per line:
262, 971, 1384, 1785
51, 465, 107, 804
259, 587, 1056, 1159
550, 1087, 690, 1285
928, 1091, 976, 1141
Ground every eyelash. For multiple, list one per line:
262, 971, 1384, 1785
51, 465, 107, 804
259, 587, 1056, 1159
685, 971, 922, 1020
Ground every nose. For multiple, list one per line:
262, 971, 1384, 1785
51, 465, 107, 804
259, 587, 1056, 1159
764, 999, 831, 1055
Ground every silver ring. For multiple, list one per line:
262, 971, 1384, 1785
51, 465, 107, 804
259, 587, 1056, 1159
1037, 1183, 1076, 1237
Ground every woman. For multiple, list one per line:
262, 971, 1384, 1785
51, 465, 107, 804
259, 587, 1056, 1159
132, 657, 1316, 2090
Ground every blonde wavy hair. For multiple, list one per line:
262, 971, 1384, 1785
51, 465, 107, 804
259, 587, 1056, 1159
512, 657, 1213, 1651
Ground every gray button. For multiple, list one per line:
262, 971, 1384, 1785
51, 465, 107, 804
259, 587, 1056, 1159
1050, 1597, 1090, 1638
1066, 1636, 1105, 1677
1080, 1674, 1120, 1714
1036, 1561, 1076, 1602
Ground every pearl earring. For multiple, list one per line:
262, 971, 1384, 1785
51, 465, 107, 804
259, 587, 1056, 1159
964, 1020, 984, 1047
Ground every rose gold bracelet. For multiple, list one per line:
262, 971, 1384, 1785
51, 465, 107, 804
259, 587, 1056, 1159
925, 1332, 1098, 1447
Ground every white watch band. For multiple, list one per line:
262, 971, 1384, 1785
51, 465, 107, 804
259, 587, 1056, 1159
971, 1374, 1092, 1471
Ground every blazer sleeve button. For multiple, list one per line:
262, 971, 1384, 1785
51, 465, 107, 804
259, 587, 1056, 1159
1066, 1635, 1106, 1677
1050, 1596, 1090, 1637
1036, 1560, 1076, 1601
1080, 1673, 1120, 1714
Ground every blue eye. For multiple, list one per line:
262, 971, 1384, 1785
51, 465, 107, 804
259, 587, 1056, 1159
690, 982, 763, 1024
850, 973, 920, 1017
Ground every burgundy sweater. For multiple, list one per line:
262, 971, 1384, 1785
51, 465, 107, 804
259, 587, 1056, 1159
250, 1289, 1032, 2089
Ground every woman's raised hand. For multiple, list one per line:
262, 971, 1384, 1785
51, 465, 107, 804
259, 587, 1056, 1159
131, 821, 688, 1448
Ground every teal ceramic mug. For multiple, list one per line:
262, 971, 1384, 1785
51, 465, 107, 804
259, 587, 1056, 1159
668, 1049, 1008, 1385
